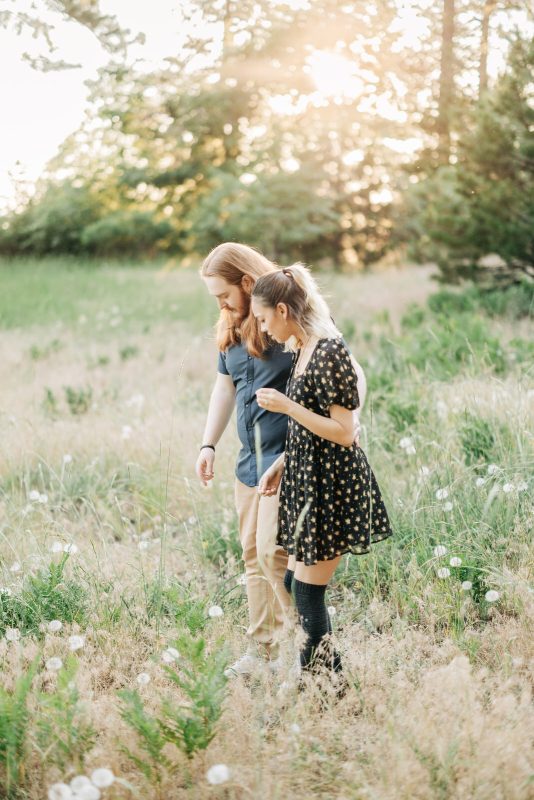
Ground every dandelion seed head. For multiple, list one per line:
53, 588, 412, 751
405, 445, 417, 455
399, 437, 413, 449
10, 562, 21, 573
206, 764, 231, 785
90, 768, 115, 788
517, 481, 528, 492
38, 493, 48, 504
502, 483, 514, 494
433, 545, 447, 557
419, 466, 430, 477
138, 541, 150, 551
63, 543, 78, 554
442, 502, 453, 512
121, 425, 132, 440
290, 723, 301, 734
435, 489, 449, 500
475, 477, 486, 487
0, 587, 12, 596
208, 605, 224, 618
28, 489, 40, 502
48, 783, 73, 800
69, 776, 93, 793
5, 627, 20, 642
46, 657, 63, 671
449, 557, 462, 567
485, 590, 500, 602
461, 581, 473, 590
236, 574, 247, 586
436, 567, 450, 579
487, 464, 499, 475
74, 785, 100, 800
161, 647, 180, 663
68, 635, 85, 651
48, 620, 63, 633
136, 672, 151, 685
51, 541, 63, 553
63, 454, 73, 464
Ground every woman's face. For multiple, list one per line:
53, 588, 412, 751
251, 297, 292, 342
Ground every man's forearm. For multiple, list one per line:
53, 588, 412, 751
201, 388, 235, 446
350, 356, 367, 411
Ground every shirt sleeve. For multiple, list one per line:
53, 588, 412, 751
312, 338, 359, 413
217, 350, 229, 375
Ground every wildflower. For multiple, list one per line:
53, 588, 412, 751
63, 454, 73, 464
435, 489, 449, 500
449, 557, 462, 567
399, 437, 413, 449
161, 647, 180, 663
436, 567, 450, 579
48, 620, 63, 633
208, 605, 224, 618
487, 464, 498, 475
187, 515, 196, 525
0, 587, 12, 596
485, 590, 500, 602
68, 635, 85, 651
48, 783, 73, 800
502, 483, 514, 494
51, 541, 63, 553
5, 627, 20, 642
461, 581, 473, 591
475, 477, 486, 487
90, 768, 115, 788
73, 784, 100, 800
136, 672, 151, 686
236, 574, 247, 586
419, 466, 430, 477
290, 723, 301, 734
442, 502, 453, 512
38, 493, 49, 504
433, 545, 447, 557
70, 776, 93, 793
138, 541, 150, 551
46, 657, 63, 671
327, 606, 337, 617
206, 764, 231, 785
405, 445, 417, 455
10, 561, 21, 573
63, 543, 78, 554
121, 425, 132, 440
29, 489, 40, 501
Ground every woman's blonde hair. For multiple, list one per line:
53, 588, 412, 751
252, 264, 341, 352
200, 242, 278, 357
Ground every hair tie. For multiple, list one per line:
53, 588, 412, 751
283, 268, 292, 278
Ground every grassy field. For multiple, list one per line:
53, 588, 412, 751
0, 258, 533, 799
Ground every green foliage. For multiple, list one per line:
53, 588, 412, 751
29, 338, 62, 361
80, 211, 172, 256
64, 385, 93, 415
145, 579, 208, 634
0, 658, 38, 798
118, 633, 228, 782
119, 344, 139, 361
0, 555, 88, 638
35, 656, 96, 772
459, 412, 496, 467
42, 387, 59, 418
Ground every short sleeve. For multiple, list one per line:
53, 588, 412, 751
312, 338, 359, 413
217, 350, 229, 375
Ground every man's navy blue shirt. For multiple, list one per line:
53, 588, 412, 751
218, 342, 293, 487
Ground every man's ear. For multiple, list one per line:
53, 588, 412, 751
241, 274, 254, 294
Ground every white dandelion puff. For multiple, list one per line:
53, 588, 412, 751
236, 574, 247, 586
68, 635, 85, 651
487, 464, 499, 475
475, 477, 486, 487
435, 489, 449, 500
38, 493, 48, 504
48, 783, 73, 800
290, 723, 301, 734
51, 541, 63, 553
405, 445, 417, 455
48, 620, 63, 633
419, 466, 430, 477
449, 557, 462, 567
10, 562, 21, 573
73, 784, 100, 800
90, 768, 115, 788
433, 545, 448, 557
46, 657, 63, 671
121, 425, 132, 440
29, 489, 40, 502
136, 672, 151, 686
517, 481, 528, 492
436, 567, 451, 579
461, 580, 473, 591
70, 776, 93, 793
5, 627, 20, 642
187, 515, 196, 525
138, 541, 150, 551
161, 647, 180, 663
502, 483, 514, 494
0, 587, 12, 596
63, 454, 73, 464
442, 501, 453, 512
436, 400, 447, 419
206, 764, 231, 785
63, 543, 78, 555
399, 437, 413, 450
485, 590, 500, 602
208, 605, 224, 618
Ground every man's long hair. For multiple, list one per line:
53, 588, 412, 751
200, 242, 278, 357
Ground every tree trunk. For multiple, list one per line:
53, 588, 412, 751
437, 0, 455, 164
479, 0, 496, 97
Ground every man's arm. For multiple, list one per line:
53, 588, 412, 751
195, 373, 236, 485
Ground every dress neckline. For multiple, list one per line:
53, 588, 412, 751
290, 338, 321, 382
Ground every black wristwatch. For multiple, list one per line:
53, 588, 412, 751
200, 444, 215, 452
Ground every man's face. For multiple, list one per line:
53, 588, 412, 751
202, 275, 249, 321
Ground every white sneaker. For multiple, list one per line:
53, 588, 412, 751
224, 652, 261, 678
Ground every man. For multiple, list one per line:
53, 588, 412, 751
195, 243, 366, 676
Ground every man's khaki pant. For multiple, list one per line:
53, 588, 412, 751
234, 477, 292, 659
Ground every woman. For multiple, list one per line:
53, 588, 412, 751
251, 263, 392, 693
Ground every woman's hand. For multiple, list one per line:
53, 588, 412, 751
258, 462, 284, 496
256, 387, 294, 415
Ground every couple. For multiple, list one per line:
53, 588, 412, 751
195, 242, 392, 692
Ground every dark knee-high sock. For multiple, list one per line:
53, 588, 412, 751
293, 579, 342, 673
283, 568, 294, 596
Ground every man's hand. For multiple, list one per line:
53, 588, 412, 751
256, 387, 293, 415
258, 462, 284, 496
195, 447, 215, 486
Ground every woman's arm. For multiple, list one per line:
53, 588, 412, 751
287, 401, 354, 448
